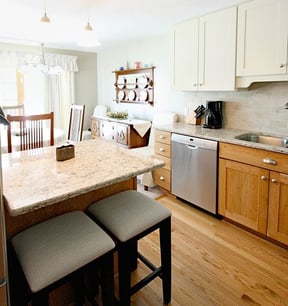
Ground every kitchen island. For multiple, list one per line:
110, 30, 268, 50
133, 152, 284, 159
1, 138, 164, 306
2, 138, 164, 239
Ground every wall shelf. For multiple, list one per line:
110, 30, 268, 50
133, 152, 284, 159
113, 67, 155, 106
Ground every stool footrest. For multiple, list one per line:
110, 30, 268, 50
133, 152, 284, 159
130, 267, 162, 296
138, 252, 158, 273
129, 252, 162, 296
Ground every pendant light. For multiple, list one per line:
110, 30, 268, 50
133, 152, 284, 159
40, 0, 50, 23
78, 0, 101, 47
84, 0, 93, 31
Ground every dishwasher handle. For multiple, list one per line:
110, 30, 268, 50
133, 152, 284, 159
187, 144, 198, 150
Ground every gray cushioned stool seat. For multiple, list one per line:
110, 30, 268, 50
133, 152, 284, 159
88, 190, 172, 306
88, 190, 171, 242
11, 211, 115, 294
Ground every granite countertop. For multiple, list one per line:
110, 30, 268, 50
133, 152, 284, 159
154, 122, 288, 154
2, 139, 164, 216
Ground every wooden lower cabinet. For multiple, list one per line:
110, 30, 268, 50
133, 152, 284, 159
90, 117, 150, 149
219, 158, 269, 234
219, 142, 288, 246
267, 172, 288, 245
153, 129, 172, 191
0, 285, 8, 306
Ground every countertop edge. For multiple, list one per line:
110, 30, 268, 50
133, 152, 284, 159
154, 123, 288, 155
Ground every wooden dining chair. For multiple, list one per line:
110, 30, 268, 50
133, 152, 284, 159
7, 112, 54, 153
67, 104, 85, 142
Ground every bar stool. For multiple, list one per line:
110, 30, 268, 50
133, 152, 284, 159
10, 211, 115, 306
87, 190, 172, 306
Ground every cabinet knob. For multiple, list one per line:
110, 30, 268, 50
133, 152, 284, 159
193, 83, 197, 87
271, 178, 277, 183
159, 135, 165, 139
159, 148, 165, 152
159, 176, 165, 181
262, 158, 277, 166
280, 64, 285, 68
260, 176, 267, 181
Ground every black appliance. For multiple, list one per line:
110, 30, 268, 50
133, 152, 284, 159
203, 101, 223, 129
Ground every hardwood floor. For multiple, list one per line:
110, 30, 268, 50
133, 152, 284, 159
124, 194, 288, 306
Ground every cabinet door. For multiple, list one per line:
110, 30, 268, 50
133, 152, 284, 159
218, 158, 269, 234
101, 121, 116, 141
198, 6, 237, 91
267, 172, 288, 245
116, 124, 128, 146
172, 18, 198, 90
90, 118, 100, 137
237, 0, 288, 76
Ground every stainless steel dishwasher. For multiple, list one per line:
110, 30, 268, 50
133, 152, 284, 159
171, 133, 218, 214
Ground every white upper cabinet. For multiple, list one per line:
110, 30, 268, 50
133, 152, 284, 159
236, 0, 288, 87
172, 18, 198, 91
172, 6, 237, 91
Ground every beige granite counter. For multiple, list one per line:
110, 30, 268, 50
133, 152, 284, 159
2, 139, 164, 216
155, 122, 288, 155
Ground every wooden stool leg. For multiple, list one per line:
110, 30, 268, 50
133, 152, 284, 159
160, 217, 172, 305
31, 291, 49, 306
128, 240, 138, 271
118, 245, 132, 306
100, 253, 115, 306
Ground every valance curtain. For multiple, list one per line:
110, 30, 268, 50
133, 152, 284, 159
0, 50, 78, 72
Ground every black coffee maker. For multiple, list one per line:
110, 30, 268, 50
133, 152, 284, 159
203, 101, 223, 129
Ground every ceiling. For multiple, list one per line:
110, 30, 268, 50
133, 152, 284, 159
0, 0, 243, 52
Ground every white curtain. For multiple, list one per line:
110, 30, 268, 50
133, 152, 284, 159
44, 71, 75, 134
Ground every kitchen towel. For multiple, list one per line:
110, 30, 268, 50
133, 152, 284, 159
133, 121, 152, 137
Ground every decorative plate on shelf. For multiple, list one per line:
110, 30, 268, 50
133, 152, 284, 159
139, 90, 149, 101
138, 75, 149, 89
128, 90, 136, 101
117, 76, 126, 89
126, 76, 137, 89
118, 90, 125, 100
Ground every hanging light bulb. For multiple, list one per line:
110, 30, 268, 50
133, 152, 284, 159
40, 0, 50, 23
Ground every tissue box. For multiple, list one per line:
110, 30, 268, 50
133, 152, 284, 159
56, 144, 75, 161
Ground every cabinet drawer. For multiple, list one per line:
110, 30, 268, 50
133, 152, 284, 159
154, 154, 171, 170
219, 142, 288, 173
154, 129, 171, 144
153, 168, 171, 191
154, 142, 171, 157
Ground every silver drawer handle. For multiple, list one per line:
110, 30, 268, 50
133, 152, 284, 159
159, 176, 165, 181
159, 135, 165, 139
159, 148, 165, 152
271, 178, 277, 183
260, 176, 267, 181
263, 158, 277, 166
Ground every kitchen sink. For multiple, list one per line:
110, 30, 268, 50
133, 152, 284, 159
235, 133, 288, 148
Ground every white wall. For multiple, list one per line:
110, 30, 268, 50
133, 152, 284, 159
97, 34, 288, 135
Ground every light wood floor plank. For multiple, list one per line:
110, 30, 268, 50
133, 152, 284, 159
130, 194, 288, 306
98, 193, 288, 305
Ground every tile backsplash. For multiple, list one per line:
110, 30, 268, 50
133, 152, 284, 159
181, 82, 288, 136
224, 82, 288, 135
